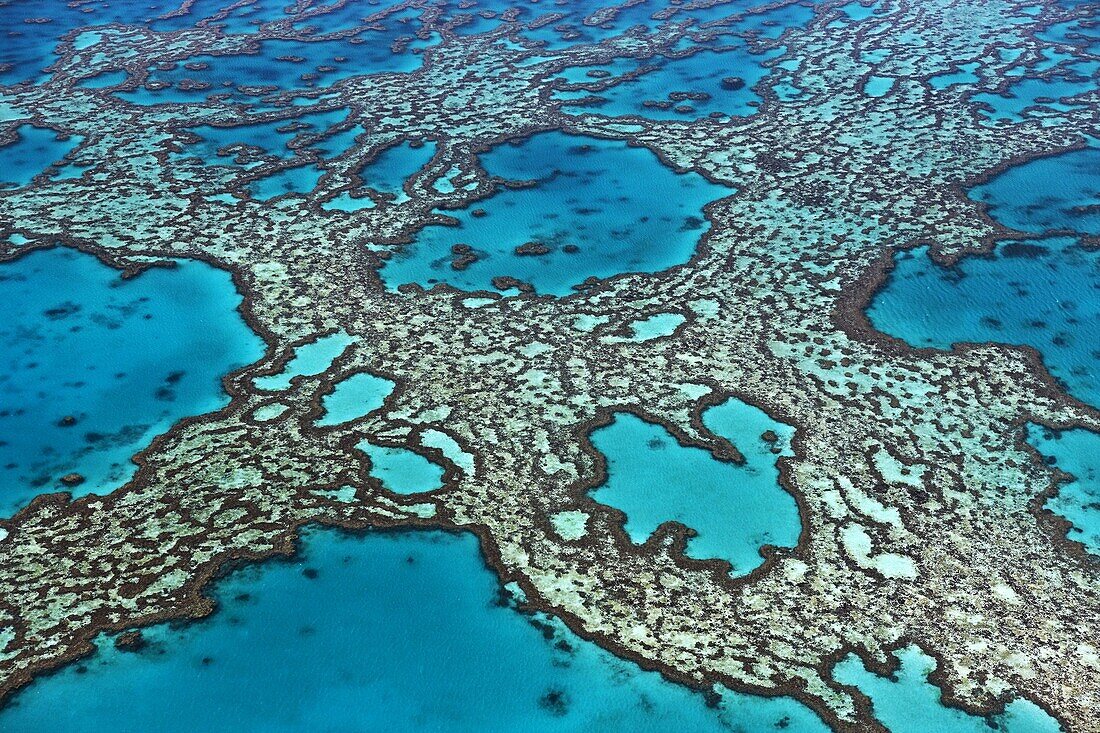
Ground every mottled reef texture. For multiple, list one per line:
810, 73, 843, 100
1, 0, 1099, 731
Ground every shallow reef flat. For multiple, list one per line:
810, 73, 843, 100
0, 0, 1098, 731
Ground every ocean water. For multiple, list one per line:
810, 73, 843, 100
869, 238, 1100, 408
869, 148, 1100, 401
356, 439, 445, 495
315, 371, 396, 426
0, 247, 263, 516
1027, 424, 1100, 555
138, 4, 432, 99
253, 331, 356, 391
0, 125, 79, 189
969, 147, 1100, 236
322, 141, 438, 211
380, 131, 733, 295
171, 110, 348, 166
868, 148, 1100, 560
973, 13, 1097, 125
550, 0, 823, 121
833, 647, 1060, 733
0, 0, 175, 82
0, 527, 832, 733
587, 398, 801, 576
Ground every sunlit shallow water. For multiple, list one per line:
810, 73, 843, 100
0, 247, 263, 516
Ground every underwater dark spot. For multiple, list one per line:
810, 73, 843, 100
646, 437, 667, 450
302, 567, 319, 579
201, 656, 214, 666
538, 688, 569, 717
1000, 242, 1048, 258
42, 301, 80, 320
679, 215, 705, 231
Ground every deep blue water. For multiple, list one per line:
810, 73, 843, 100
588, 398, 801, 576
0, 0, 175, 82
869, 237, 1100, 408
380, 131, 733, 295
0, 247, 263, 517
322, 141, 438, 211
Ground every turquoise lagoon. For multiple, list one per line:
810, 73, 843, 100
1027, 425, 1100, 555
0, 247, 263, 516
357, 439, 445, 494
588, 398, 801, 576
381, 131, 733, 295
315, 371, 396, 426
0, 125, 79, 189
0, 527, 832, 733
253, 331, 356, 391
834, 647, 1060, 733
2, 526, 1062, 733
869, 148, 1100, 559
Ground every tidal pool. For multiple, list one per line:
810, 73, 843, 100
0, 527, 831, 733
0, 247, 263, 516
1027, 424, 1100, 555
357, 439, 445, 494
253, 330, 356, 392
834, 647, 1060, 733
315, 371, 395, 426
587, 397, 801, 576
380, 131, 733, 295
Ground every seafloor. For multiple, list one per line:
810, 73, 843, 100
0, 0, 1098, 731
